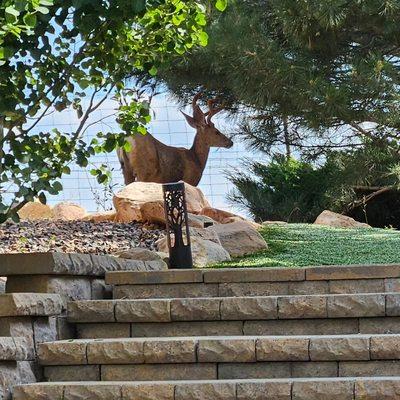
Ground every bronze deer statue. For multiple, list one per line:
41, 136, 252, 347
118, 93, 233, 187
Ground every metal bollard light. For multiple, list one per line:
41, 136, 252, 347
162, 181, 193, 269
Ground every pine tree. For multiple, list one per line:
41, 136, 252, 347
160, 0, 400, 157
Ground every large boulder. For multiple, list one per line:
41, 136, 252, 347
200, 206, 260, 229
188, 213, 216, 228
113, 182, 210, 224
82, 210, 117, 222
190, 227, 221, 244
157, 235, 230, 267
209, 221, 268, 258
18, 201, 53, 220
52, 202, 87, 221
314, 210, 371, 229
199, 206, 241, 223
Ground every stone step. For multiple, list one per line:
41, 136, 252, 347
107, 265, 400, 299
68, 293, 400, 338
13, 377, 400, 400
0, 293, 63, 318
37, 334, 400, 381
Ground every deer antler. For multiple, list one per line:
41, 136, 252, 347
192, 92, 205, 121
206, 98, 224, 123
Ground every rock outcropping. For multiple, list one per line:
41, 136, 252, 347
314, 210, 371, 229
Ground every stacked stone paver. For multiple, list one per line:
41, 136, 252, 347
12, 263, 400, 399
0, 293, 64, 400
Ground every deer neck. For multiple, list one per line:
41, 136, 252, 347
191, 131, 210, 171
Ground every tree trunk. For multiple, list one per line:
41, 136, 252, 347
283, 117, 291, 160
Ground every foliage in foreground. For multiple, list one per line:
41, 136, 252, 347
215, 223, 400, 268
0, 0, 227, 222
161, 0, 400, 157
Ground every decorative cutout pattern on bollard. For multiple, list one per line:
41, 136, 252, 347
162, 181, 193, 269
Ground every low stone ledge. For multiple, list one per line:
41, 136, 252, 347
67, 293, 400, 324
106, 269, 203, 285
36, 334, 400, 366
13, 377, 400, 400
0, 252, 166, 277
306, 264, 400, 281
106, 264, 400, 288
203, 267, 305, 283
0, 293, 63, 318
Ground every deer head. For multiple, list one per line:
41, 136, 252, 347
182, 93, 233, 148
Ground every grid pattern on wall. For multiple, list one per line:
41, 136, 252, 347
32, 94, 257, 215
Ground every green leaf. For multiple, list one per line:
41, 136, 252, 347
215, 0, 228, 11
97, 174, 108, 184
37, 6, 50, 14
5, 6, 20, 17
52, 181, 63, 193
149, 65, 158, 76
195, 13, 207, 26
38, 192, 47, 204
123, 141, 132, 152
23, 13, 37, 28
198, 31, 209, 46
11, 212, 20, 223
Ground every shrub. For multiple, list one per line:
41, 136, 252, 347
228, 155, 333, 222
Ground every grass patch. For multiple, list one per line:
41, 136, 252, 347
214, 223, 400, 268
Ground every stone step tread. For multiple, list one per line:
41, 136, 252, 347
0, 292, 63, 317
75, 316, 400, 340
67, 292, 400, 323
0, 252, 164, 277
0, 337, 30, 361
37, 334, 400, 365
106, 264, 400, 285
13, 377, 400, 400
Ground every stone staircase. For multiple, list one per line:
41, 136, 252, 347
12, 264, 400, 399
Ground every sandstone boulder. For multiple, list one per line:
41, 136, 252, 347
116, 248, 168, 270
82, 210, 116, 222
199, 206, 260, 229
157, 236, 230, 267
113, 182, 210, 224
188, 213, 216, 228
18, 201, 53, 220
199, 206, 240, 223
52, 202, 87, 221
209, 221, 268, 258
190, 227, 221, 244
314, 210, 371, 229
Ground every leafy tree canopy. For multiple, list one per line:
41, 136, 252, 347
0, 0, 225, 222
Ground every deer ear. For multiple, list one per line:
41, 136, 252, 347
181, 111, 197, 128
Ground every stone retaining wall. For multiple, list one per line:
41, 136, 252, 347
0, 252, 166, 399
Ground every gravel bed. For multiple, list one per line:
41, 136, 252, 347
0, 220, 165, 255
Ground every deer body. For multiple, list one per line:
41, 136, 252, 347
118, 94, 233, 187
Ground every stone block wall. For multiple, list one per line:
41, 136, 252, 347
0, 252, 166, 398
